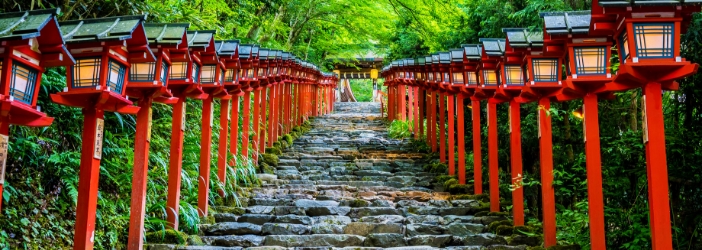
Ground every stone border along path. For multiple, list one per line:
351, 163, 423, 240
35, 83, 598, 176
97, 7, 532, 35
151, 102, 540, 250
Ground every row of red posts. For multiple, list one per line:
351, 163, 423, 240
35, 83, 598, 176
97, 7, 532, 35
0, 9, 339, 250
382, 1, 699, 249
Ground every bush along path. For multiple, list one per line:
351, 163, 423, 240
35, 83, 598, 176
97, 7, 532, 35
149, 102, 542, 249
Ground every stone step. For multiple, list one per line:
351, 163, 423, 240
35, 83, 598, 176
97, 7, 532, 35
263, 235, 366, 247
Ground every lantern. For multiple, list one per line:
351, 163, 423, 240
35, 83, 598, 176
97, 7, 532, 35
449, 49, 465, 87
0, 8, 74, 213
461, 44, 482, 90
216, 40, 241, 91
55, 15, 155, 250
476, 38, 505, 98
439, 52, 451, 88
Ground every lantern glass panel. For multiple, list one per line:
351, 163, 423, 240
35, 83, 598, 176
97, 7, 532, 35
443, 73, 449, 83
107, 60, 126, 94
466, 72, 478, 85
428, 72, 434, 81
170, 62, 188, 80
573, 47, 607, 75
482, 70, 499, 85
258, 67, 265, 78
201, 65, 217, 83
531, 58, 558, 82
504, 65, 524, 85
452, 72, 464, 85
192, 64, 201, 83
72, 58, 101, 88
633, 23, 674, 58
225, 69, 236, 82
249, 68, 255, 78
130, 62, 156, 82
160, 61, 169, 86
10, 61, 38, 105
220, 68, 225, 83
619, 32, 630, 62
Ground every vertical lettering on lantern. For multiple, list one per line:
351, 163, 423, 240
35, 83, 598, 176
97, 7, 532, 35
147, 107, 153, 142
94, 118, 105, 159
0, 134, 8, 185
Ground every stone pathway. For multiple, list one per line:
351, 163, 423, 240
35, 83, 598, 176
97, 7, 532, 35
161, 102, 533, 250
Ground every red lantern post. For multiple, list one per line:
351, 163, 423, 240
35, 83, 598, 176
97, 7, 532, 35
54, 15, 155, 250
237, 44, 258, 160
0, 9, 74, 212
214, 40, 240, 194
447, 49, 467, 177
458, 44, 483, 186
125, 22, 189, 249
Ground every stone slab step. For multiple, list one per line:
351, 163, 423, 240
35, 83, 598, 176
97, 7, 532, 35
263, 234, 366, 247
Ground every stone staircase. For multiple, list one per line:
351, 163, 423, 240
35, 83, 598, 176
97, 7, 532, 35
160, 102, 532, 250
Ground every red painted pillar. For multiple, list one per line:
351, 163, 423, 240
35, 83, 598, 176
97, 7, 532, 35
418, 88, 424, 138
447, 94, 455, 175
430, 91, 437, 151
127, 97, 154, 249
427, 91, 433, 146
73, 107, 106, 250
242, 92, 251, 158
583, 94, 606, 249
456, 95, 466, 184
407, 86, 413, 126
228, 96, 240, 165
198, 96, 214, 217
414, 86, 420, 138
268, 86, 276, 147
509, 100, 524, 226
488, 101, 499, 212
388, 86, 394, 120
439, 93, 447, 163
471, 99, 482, 192
538, 97, 557, 247
166, 98, 186, 230
259, 88, 268, 153
643, 83, 673, 250
217, 99, 230, 195
252, 89, 261, 160
400, 85, 406, 121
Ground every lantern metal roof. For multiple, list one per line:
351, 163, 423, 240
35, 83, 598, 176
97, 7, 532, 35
186, 30, 215, 49
539, 11, 591, 35
214, 40, 239, 57
0, 8, 74, 66
462, 44, 482, 60
439, 52, 451, 64
275, 50, 283, 59
417, 57, 425, 66
431, 54, 440, 64
479, 38, 506, 56
144, 23, 190, 46
282, 52, 291, 60
598, 0, 702, 6
407, 58, 415, 66
60, 15, 147, 43
252, 46, 259, 57
259, 48, 269, 59
0, 8, 60, 41
425, 55, 433, 64
502, 28, 544, 48
239, 44, 254, 59
449, 49, 464, 62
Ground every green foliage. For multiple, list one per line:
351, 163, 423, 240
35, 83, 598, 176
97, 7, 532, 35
349, 79, 376, 102
265, 147, 282, 156
260, 153, 279, 167
388, 120, 414, 139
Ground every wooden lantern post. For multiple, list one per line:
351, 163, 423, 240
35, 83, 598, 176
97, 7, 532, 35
426, 55, 438, 152
399, 60, 407, 121
539, 10, 615, 248
447, 49, 467, 177
196, 32, 230, 218
53, 15, 154, 250
237, 44, 259, 160
437, 53, 451, 164
459, 44, 483, 186
413, 58, 425, 139
125, 23, 189, 249
515, 29, 565, 247
281, 53, 294, 134
0, 9, 74, 212
475, 38, 505, 209
162, 30, 212, 230
214, 40, 240, 193
403, 60, 414, 127
253, 48, 269, 160
593, 1, 700, 248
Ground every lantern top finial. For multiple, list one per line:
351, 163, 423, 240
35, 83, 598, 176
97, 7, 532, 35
144, 23, 190, 46
539, 11, 591, 35
462, 44, 482, 60
479, 38, 506, 56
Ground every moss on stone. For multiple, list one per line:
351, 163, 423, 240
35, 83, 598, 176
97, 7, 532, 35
450, 193, 490, 203
488, 211, 510, 217
423, 162, 448, 174
436, 174, 457, 183
348, 199, 369, 207
489, 220, 513, 232
260, 153, 279, 167
495, 225, 514, 236
474, 211, 489, 217
513, 225, 538, 236
265, 147, 282, 155
145, 229, 188, 244
187, 235, 204, 246
273, 141, 282, 149
547, 245, 581, 250
260, 162, 275, 174
201, 215, 215, 224
527, 247, 547, 250
283, 134, 294, 145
